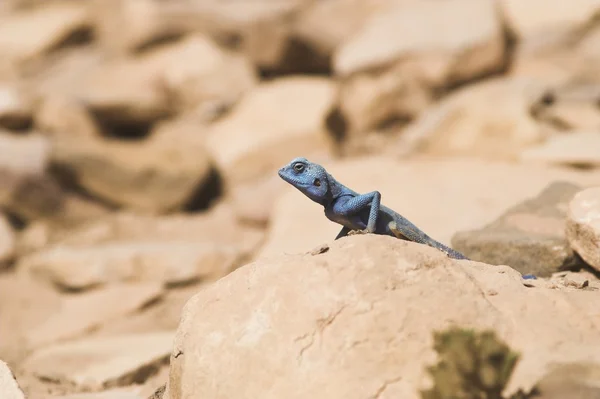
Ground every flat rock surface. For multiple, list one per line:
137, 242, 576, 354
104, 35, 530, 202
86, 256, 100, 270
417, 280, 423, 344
260, 156, 600, 257
22, 332, 174, 390
334, 0, 504, 78
521, 131, 600, 167
452, 181, 587, 276
26, 283, 164, 348
17, 203, 263, 255
566, 186, 600, 271
20, 241, 241, 290
166, 234, 600, 399
45, 388, 143, 399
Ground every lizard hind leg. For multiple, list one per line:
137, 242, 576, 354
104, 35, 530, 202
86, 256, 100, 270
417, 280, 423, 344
388, 221, 410, 241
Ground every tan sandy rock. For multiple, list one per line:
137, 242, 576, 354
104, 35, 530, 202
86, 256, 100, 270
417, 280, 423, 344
0, 213, 15, 267
0, 82, 33, 130
0, 131, 67, 222
35, 95, 101, 138
17, 202, 264, 257
20, 241, 241, 291
260, 156, 600, 257
91, 0, 305, 72
26, 283, 164, 348
0, 2, 91, 67
22, 332, 174, 390
334, 0, 504, 78
293, 0, 391, 59
534, 363, 600, 399
91, 0, 190, 55
229, 174, 281, 226
160, 35, 258, 114
566, 187, 600, 271
333, 0, 505, 135
0, 274, 62, 364
452, 181, 587, 277
337, 60, 435, 137
500, 0, 600, 47
509, 51, 597, 87
505, 1, 600, 86
50, 389, 143, 399
397, 77, 551, 160
229, 0, 309, 73
79, 34, 255, 127
32, 46, 104, 103
166, 235, 600, 399
0, 360, 24, 399
521, 131, 600, 167
205, 76, 336, 185
0, 130, 50, 175
532, 83, 600, 131
50, 133, 213, 212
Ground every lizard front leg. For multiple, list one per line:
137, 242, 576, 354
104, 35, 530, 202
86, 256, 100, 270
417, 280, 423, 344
333, 191, 382, 234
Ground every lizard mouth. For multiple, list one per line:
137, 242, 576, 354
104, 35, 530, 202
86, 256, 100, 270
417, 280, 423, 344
278, 168, 290, 182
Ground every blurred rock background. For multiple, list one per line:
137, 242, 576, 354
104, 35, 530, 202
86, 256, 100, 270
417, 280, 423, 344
0, 0, 600, 398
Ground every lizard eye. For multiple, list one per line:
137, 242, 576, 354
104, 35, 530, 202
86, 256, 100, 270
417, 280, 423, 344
293, 163, 305, 173
313, 178, 321, 187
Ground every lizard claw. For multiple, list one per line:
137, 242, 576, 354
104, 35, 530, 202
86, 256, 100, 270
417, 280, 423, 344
347, 229, 369, 236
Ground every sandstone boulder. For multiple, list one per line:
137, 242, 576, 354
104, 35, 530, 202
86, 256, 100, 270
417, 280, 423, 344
0, 360, 24, 399
532, 83, 600, 131
20, 241, 241, 291
452, 181, 587, 277
16, 202, 264, 257
166, 235, 600, 399
0, 274, 62, 364
521, 131, 600, 167
505, 1, 600, 86
26, 282, 164, 349
335, 0, 504, 77
160, 35, 258, 114
0, 130, 49, 175
78, 34, 256, 128
22, 332, 174, 390
0, 131, 108, 225
0, 81, 33, 130
0, 2, 91, 68
35, 95, 100, 138
396, 77, 550, 160
293, 0, 389, 61
0, 131, 65, 222
333, 0, 505, 135
50, 133, 213, 212
90, 0, 190, 55
566, 186, 600, 271
205, 76, 336, 185
534, 363, 600, 399
50, 390, 143, 399
500, 0, 600, 49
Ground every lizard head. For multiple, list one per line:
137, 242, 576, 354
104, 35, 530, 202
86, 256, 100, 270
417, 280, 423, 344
278, 157, 330, 204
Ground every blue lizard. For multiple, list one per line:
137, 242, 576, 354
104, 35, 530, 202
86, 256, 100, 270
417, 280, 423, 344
278, 157, 468, 260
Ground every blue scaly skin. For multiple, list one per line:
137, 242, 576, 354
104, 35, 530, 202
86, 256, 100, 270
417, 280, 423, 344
278, 157, 468, 260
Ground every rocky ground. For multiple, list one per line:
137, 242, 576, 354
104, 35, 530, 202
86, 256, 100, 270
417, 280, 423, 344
0, 0, 600, 398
